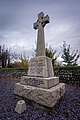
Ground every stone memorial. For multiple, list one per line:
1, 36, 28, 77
14, 12, 65, 107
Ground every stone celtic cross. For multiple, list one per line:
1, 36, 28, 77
33, 12, 50, 56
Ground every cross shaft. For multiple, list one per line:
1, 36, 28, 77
33, 12, 50, 56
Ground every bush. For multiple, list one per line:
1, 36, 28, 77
54, 66, 80, 70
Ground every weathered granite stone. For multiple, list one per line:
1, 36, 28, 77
33, 12, 49, 56
14, 83, 65, 107
15, 100, 26, 114
28, 56, 54, 77
21, 76, 59, 89
14, 12, 65, 108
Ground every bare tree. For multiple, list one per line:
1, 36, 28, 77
0, 45, 11, 67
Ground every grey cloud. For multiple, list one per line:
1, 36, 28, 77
0, 0, 80, 58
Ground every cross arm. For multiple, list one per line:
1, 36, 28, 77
33, 21, 38, 30
43, 15, 50, 24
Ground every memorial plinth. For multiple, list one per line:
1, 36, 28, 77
14, 12, 65, 107
14, 83, 65, 107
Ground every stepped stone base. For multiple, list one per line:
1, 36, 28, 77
14, 83, 65, 107
21, 76, 59, 89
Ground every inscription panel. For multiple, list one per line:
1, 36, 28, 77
30, 59, 45, 67
29, 67, 43, 75
22, 78, 44, 87
28, 57, 47, 77
21, 76, 59, 89
28, 56, 53, 77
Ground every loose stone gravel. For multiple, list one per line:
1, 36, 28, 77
0, 79, 80, 120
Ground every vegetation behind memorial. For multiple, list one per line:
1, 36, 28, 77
45, 46, 58, 66
10, 56, 28, 70
61, 41, 80, 66
0, 45, 10, 68
0, 41, 80, 69
0, 45, 29, 69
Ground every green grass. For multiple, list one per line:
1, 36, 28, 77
0, 67, 28, 70
54, 66, 80, 70
0, 66, 80, 71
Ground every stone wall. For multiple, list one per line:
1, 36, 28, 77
0, 69, 27, 79
54, 69, 80, 85
0, 68, 80, 84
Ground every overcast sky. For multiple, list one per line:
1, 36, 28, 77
0, 0, 80, 62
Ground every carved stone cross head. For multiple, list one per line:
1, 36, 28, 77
33, 12, 50, 30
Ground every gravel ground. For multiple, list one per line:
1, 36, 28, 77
0, 79, 80, 120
